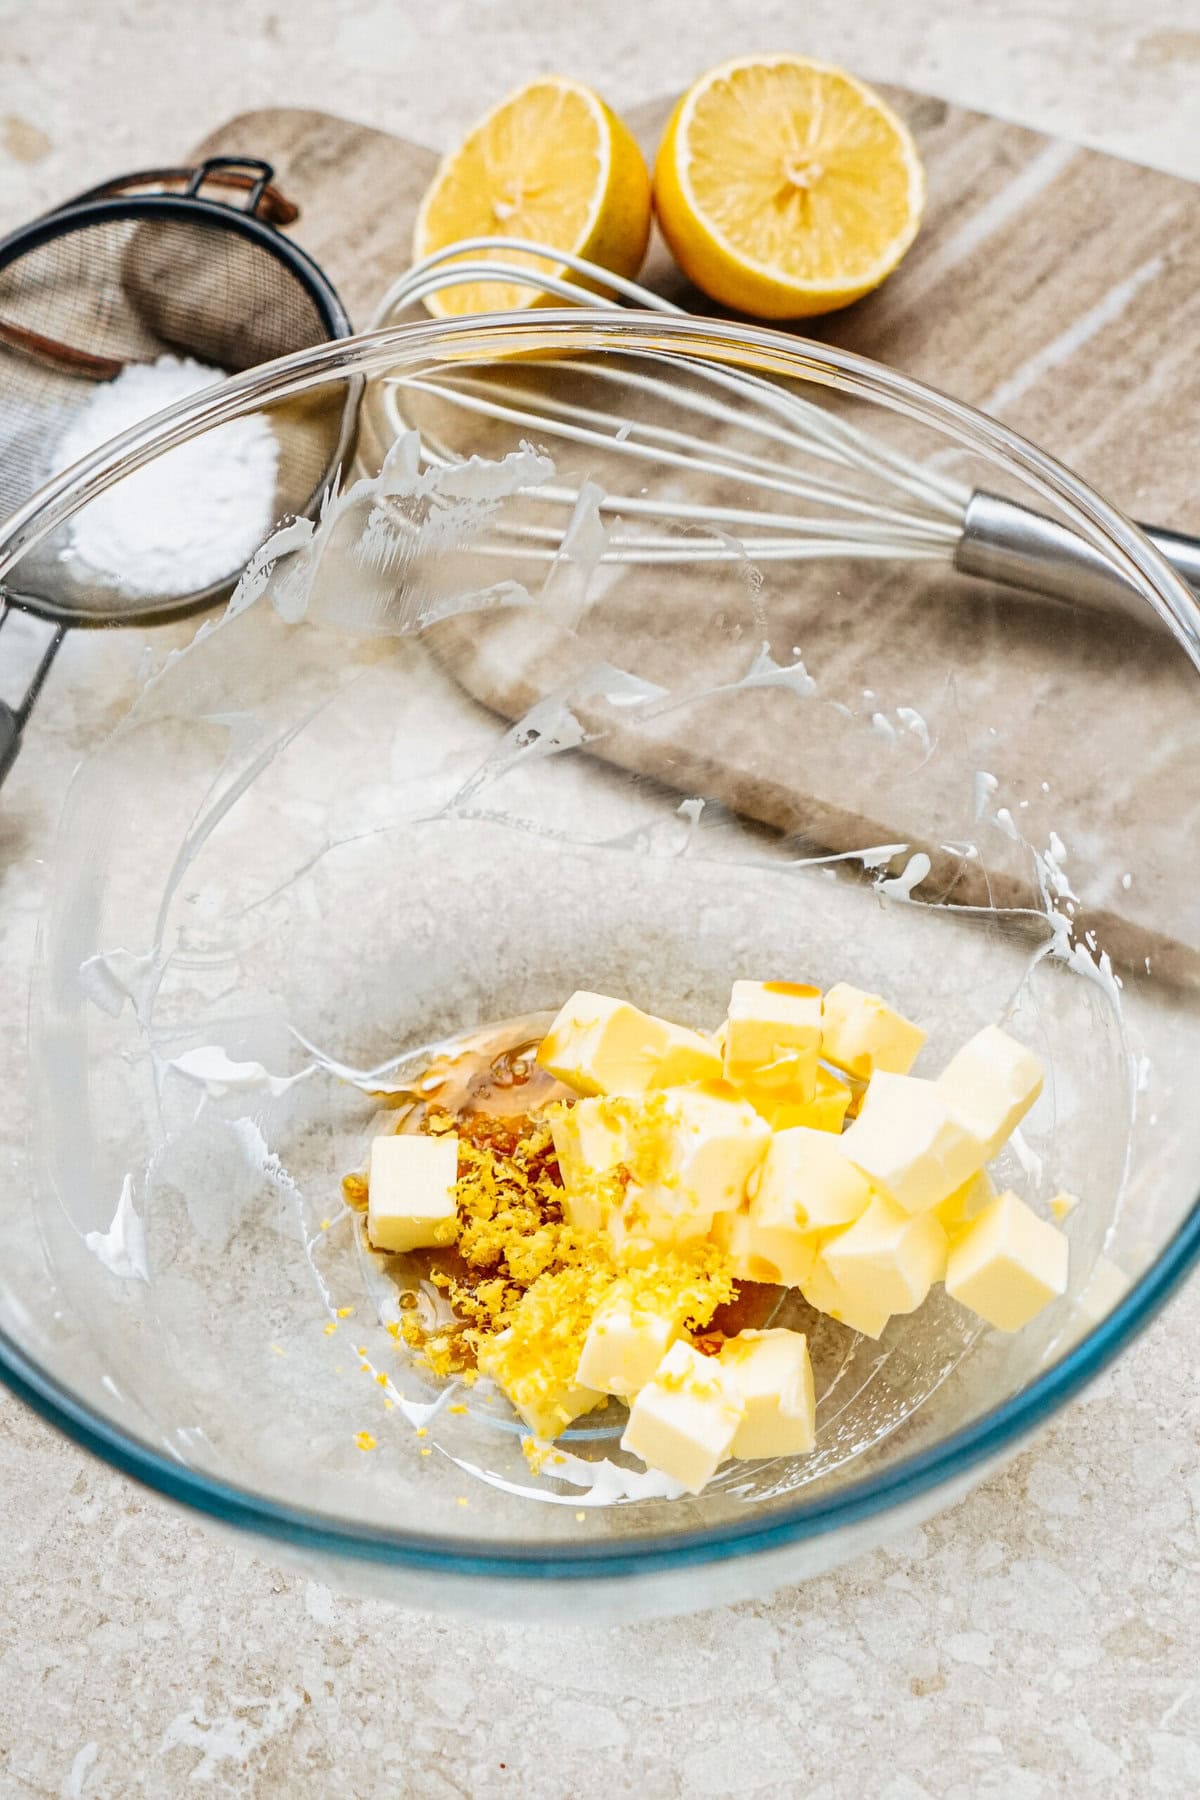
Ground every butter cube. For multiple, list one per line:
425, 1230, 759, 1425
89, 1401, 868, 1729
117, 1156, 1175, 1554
745, 1064, 854, 1134
709, 1202, 750, 1263
945, 1189, 1068, 1331
742, 1127, 875, 1286
620, 1340, 744, 1494
760, 1126, 876, 1232
537, 991, 721, 1097
720, 1329, 816, 1459
550, 1098, 630, 1234
611, 1087, 771, 1248
820, 983, 926, 1080
722, 980, 822, 1098
839, 1072, 981, 1214
821, 1193, 948, 1317
477, 1327, 605, 1440
709, 1205, 792, 1286
934, 1167, 997, 1237
575, 1283, 686, 1397
367, 1132, 459, 1253
1049, 1190, 1079, 1223
800, 1253, 893, 1339
938, 1024, 1044, 1159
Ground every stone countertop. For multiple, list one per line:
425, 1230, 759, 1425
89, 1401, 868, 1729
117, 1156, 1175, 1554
3, 3, 1200, 1795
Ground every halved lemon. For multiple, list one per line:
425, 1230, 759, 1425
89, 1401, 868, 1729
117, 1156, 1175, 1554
654, 55, 925, 319
413, 76, 652, 317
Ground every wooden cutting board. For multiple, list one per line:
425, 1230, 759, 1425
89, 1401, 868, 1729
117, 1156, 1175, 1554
189, 99, 1200, 984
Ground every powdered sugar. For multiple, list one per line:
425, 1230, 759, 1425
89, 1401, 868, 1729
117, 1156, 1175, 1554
51, 354, 279, 598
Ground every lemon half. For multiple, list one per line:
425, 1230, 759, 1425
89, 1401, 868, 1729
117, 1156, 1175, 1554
654, 55, 925, 319
413, 76, 652, 317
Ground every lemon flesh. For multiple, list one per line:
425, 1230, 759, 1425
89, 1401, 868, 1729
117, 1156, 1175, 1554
654, 55, 925, 319
414, 76, 652, 316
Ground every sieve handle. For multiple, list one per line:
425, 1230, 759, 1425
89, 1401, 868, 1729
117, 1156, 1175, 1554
0, 604, 64, 790
66, 160, 300, 228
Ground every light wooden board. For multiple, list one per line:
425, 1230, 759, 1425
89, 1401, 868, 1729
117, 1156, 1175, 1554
189, 99, 1200, 982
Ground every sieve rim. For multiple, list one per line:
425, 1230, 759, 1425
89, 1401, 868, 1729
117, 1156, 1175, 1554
0, 185, 354, 626
0, 189, 350, 339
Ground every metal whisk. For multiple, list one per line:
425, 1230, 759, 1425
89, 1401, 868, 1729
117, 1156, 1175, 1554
368, 237, 1200, 627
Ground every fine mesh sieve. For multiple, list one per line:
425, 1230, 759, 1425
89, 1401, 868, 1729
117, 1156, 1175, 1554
0, 158, 355, 783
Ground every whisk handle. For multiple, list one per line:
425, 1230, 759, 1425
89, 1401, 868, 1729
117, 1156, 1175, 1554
955, 490, 1200, 632
1142, 521, 1200, 598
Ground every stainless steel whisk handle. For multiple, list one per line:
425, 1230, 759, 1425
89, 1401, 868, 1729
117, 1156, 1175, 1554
955, 490, 1200, 631
1146, 521, 1200, 598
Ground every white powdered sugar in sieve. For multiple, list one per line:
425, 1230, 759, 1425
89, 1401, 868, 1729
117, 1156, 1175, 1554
49, 354, 280, 599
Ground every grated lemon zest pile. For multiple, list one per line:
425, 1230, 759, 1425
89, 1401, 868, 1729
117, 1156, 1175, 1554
392, 1107, 738, 1413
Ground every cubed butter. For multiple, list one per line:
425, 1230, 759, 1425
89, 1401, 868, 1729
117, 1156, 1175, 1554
720, 1328, 816, 1459
741, 1126, 875, 1286
938, 1024, 1044, 1160
800, 1253, 893, 1339
575, 1283, 686, 1397
536, 991, 721, 1097
820, 983, 926, 1081
945, 1189, 1068, 1331
839, 1072, 981, 1214
934, 1167, 997, 1237
367, 1132, 459, 1253
477, 1327, 605, 1440
620, 1340, 744, 1494
1049, 1189, 1080, 1223
820, 1192, 948, 1317
709, 1205, 789, 1285
760, 1126, 876, 1232
550, 1097, 630, 1234
745, 1064, 854, 1134
710, 1206, 809, 1287
721, 980, 822, 1098
610, 1086, 770, 1248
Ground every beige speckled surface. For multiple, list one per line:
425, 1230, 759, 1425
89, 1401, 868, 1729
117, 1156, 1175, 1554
3, 4, 1200, 1794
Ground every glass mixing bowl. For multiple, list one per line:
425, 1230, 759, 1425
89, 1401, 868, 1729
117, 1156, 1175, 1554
1, 313, 1198, 1620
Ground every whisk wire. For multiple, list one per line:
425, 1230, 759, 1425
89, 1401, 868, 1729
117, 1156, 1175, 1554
369, 238, 972, 571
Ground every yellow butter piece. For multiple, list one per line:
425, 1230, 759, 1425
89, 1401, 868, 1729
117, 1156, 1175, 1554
820, 982, 926, 1081
709, 1206, 791, 1285
536, 991, 722, 1097
760, 1126, 876, 1232
477, 1326, 605, 1439
739, 1126, 874, 1286
720, 1328, 816, 1459
821, 1192, 947, 1318
945, 1189, 1068, 1331
800, 1253, 892, 1339
705, 1202, 805, 1288
550, 1098, 630, 1234
721, 980, 822, 1098
839, 1072, 981, 1214
745, 1064, 854, 1134
938, 1024, 1044, 1160
607, 1086, 771, 1248
934, 1167, 997, 1237
620, 1340, 744, 1494
1049, 1189, 1080, 1224
575, 1282, 686, 1397
366, 1132, 459, 1253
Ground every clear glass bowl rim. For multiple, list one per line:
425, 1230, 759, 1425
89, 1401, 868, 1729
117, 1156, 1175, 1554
2, 308, 1197, 1583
